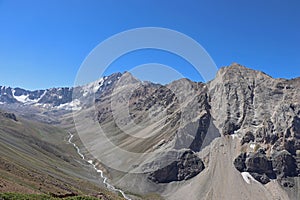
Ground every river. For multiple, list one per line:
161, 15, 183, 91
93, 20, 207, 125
67, 133, 131, 200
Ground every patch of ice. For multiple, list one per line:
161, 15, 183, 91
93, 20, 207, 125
12, 89, 42, 104
56, 99, 81, 111
14, 94, 30, 103
231, 134, 238, 139
250, 143, 256, 150
42, 103, 51, 108
241, 172, 257, 184
37, 90, 47, 102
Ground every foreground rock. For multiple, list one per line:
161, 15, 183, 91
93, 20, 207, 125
234, 149, 299, 186
148, 150, 205, 183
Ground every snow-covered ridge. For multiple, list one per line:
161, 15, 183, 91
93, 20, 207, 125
0, 73, 123, 111
82, 78, 104, 97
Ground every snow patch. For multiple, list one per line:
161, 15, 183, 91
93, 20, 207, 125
14, 94, 29, 103
56, 99, 81, 111
231, 134, 239, 139
35, 103, 51, 108
250, 143, 256, 150
37, 90, 47, 102
12, 89, 44, 104
241, 172, 257, 184
82, 78, 104, 97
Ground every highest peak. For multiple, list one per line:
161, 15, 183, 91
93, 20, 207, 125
116, 71, 140, 85
230, 62, 245, 67
215, 63, 272, 81
221, 63, 253, 73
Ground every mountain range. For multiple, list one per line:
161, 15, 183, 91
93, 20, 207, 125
0, 63, 299, 200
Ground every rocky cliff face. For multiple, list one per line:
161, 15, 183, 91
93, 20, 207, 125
93, 64, 300, 187
207, 64, 300, 187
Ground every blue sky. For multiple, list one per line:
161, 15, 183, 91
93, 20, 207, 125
0, 0, 299, 89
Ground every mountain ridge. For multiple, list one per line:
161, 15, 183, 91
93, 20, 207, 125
0, 63, 299, 200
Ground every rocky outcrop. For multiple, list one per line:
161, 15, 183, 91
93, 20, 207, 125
234, 152, 247, 172
0, 111, 17, 121
245, 150, 275, 177
0, 86, 17, 104
234, 149, 299, 186
241, 131, 255, 145
273, 150, 298, 178
148, 150, 205, 183
234, 150, 274, 184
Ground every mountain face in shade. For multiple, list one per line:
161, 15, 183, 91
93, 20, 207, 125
0, 64, 299, 200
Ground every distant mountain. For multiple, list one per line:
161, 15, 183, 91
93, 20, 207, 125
0, 72, 122, 123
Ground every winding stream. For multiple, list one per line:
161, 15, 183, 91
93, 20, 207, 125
67, 133, 131, 200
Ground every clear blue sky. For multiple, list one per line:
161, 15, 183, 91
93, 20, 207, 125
0, 0, 299, 90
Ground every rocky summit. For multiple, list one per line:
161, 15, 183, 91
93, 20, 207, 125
0, 63, 299, 200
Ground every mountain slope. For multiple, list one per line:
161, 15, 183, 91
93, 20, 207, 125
0, 110, 124, 199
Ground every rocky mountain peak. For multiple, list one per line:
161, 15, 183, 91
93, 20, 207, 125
207, 64, 300, 187
214, 63, 272, 84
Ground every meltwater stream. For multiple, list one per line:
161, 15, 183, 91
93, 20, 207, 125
67, 133, 131, 200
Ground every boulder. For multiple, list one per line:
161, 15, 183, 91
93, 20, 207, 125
245, 151, 274, 177
272, 150, 297, 178
241, 132, 255, 145
148, 150, 205, 183
249, 172, 270, 184
233, 153, 246, 172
